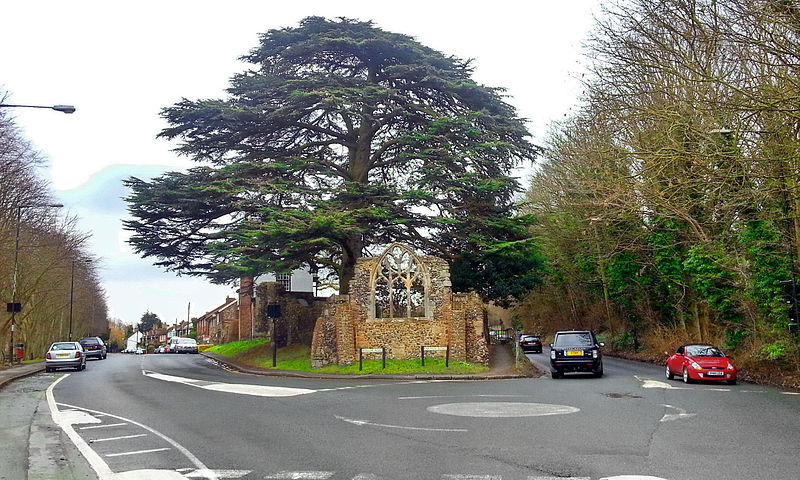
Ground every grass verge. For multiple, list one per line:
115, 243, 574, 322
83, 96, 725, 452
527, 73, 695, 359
208, 341, 489, 375
205, 339, 268, 357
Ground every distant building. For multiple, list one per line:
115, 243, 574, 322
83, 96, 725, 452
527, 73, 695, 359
125, 331, 143, 352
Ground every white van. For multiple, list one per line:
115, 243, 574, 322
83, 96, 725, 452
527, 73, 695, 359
168, 337, 199, 354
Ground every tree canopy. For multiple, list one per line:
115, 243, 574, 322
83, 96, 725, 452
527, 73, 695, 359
138, 311, 161, 334
125, 16, 541, 301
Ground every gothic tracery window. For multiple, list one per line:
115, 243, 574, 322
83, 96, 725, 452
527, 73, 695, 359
374, 245, 427, 318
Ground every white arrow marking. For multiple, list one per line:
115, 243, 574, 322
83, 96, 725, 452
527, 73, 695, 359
263, 472, 334, 479
634, 376, 689, 390
335, 415, 467, 432
660, 404, 696, 422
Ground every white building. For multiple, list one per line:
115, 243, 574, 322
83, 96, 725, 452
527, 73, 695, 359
255, 268, 315, 293
125, 331, 143, 352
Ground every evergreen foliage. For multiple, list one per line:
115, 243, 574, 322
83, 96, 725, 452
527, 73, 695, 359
125, 17, 541, 300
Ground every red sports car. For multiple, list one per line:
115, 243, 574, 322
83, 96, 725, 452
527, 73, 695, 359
665, 344, 737, 385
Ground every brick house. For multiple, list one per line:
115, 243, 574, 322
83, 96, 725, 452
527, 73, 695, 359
196, 297, 238, 344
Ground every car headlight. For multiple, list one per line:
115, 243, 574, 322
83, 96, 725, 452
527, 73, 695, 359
550, 350, 556, 360
592, 350, 598, 359
727, 362, 735, 370
691, 361, 702, 370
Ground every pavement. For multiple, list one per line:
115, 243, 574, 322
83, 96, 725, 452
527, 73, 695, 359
0, 360, 46, 391
200, 342, 536, 380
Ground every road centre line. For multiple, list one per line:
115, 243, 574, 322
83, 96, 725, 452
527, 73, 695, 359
79, 422, 128, 430
105, 447, 171, 457
335, 414, 468, 432
90, 433, 148, 443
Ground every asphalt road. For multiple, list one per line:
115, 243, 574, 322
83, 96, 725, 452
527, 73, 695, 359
44, 351, 800, 480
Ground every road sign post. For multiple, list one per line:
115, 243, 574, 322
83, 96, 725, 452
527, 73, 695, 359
360, 348, 385, 370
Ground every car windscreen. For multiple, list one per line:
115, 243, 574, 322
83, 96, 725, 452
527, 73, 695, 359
554, 333, 593, 347
52, 343, 77, 350
79, 338, 99, 345
178, 338, 197, 344
685, 345, 724, 357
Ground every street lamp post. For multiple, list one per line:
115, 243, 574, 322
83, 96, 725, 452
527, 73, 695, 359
69, 258, 92, 341
8, 203, 63, 365
0, 104, 76, 114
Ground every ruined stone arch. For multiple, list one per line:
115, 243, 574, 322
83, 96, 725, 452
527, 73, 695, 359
370, 244, 430, 319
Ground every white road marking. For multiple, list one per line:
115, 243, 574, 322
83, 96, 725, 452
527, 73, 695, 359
182, 468, 252, 478
264, 472, 334, 479
47, 375, 115, 479
54, 401, 214, 479
142, 370, 315, 397
105, 447, 171, 457
80, 422, 128, 430
660, 404, 696, 422
634, 376, 689, 390
90, 433, 148, 443
352, 475, 380, 479
444, 475, 502, 479
398, 395, 530, 400
781, 391, 800, 395
427, 402, 579, 418
528, 477, 589, 480
600, 476, 669, 480
708, 388, 731, 392
335, 415, 468, 432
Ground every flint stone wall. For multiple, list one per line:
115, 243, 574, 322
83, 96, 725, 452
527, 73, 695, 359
311, 244, 488, 367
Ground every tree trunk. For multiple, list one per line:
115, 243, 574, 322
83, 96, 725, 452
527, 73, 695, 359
339, 236, 363, 294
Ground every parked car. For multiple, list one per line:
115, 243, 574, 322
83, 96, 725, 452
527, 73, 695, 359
169, 337, 199, 354
135, 347, 144, 354
519, 334, 543, 353
666, 344, 737, 384
78, 337, 107, 360
45, 342, 86, 372
549, 330, 604, 378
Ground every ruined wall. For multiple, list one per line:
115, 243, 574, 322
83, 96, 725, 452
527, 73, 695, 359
254, 282, 326, 346
310, 243, 489, 367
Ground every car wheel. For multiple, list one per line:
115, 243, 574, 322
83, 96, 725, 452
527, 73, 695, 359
594, 363, 603, 378
551, 370, 561, 379
665, 365, 674, 380
45, 367, 52, 373
682, 367, 692, 384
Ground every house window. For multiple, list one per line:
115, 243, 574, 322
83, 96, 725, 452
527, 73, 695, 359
276, 273, 292, 291
373, 245, 427, 319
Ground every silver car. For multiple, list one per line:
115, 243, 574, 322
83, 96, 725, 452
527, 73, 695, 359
45, 342, 87, 372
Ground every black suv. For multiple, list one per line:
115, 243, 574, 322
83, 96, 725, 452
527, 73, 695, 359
78, 337, 107, 360
549, 330, 604, 378
519, 334, 543, 353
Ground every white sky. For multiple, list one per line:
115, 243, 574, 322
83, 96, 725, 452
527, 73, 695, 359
1, 0, 597, 326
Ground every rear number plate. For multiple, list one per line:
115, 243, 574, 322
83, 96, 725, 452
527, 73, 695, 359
567, 350, 582, 356
57, 354, 69, 358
